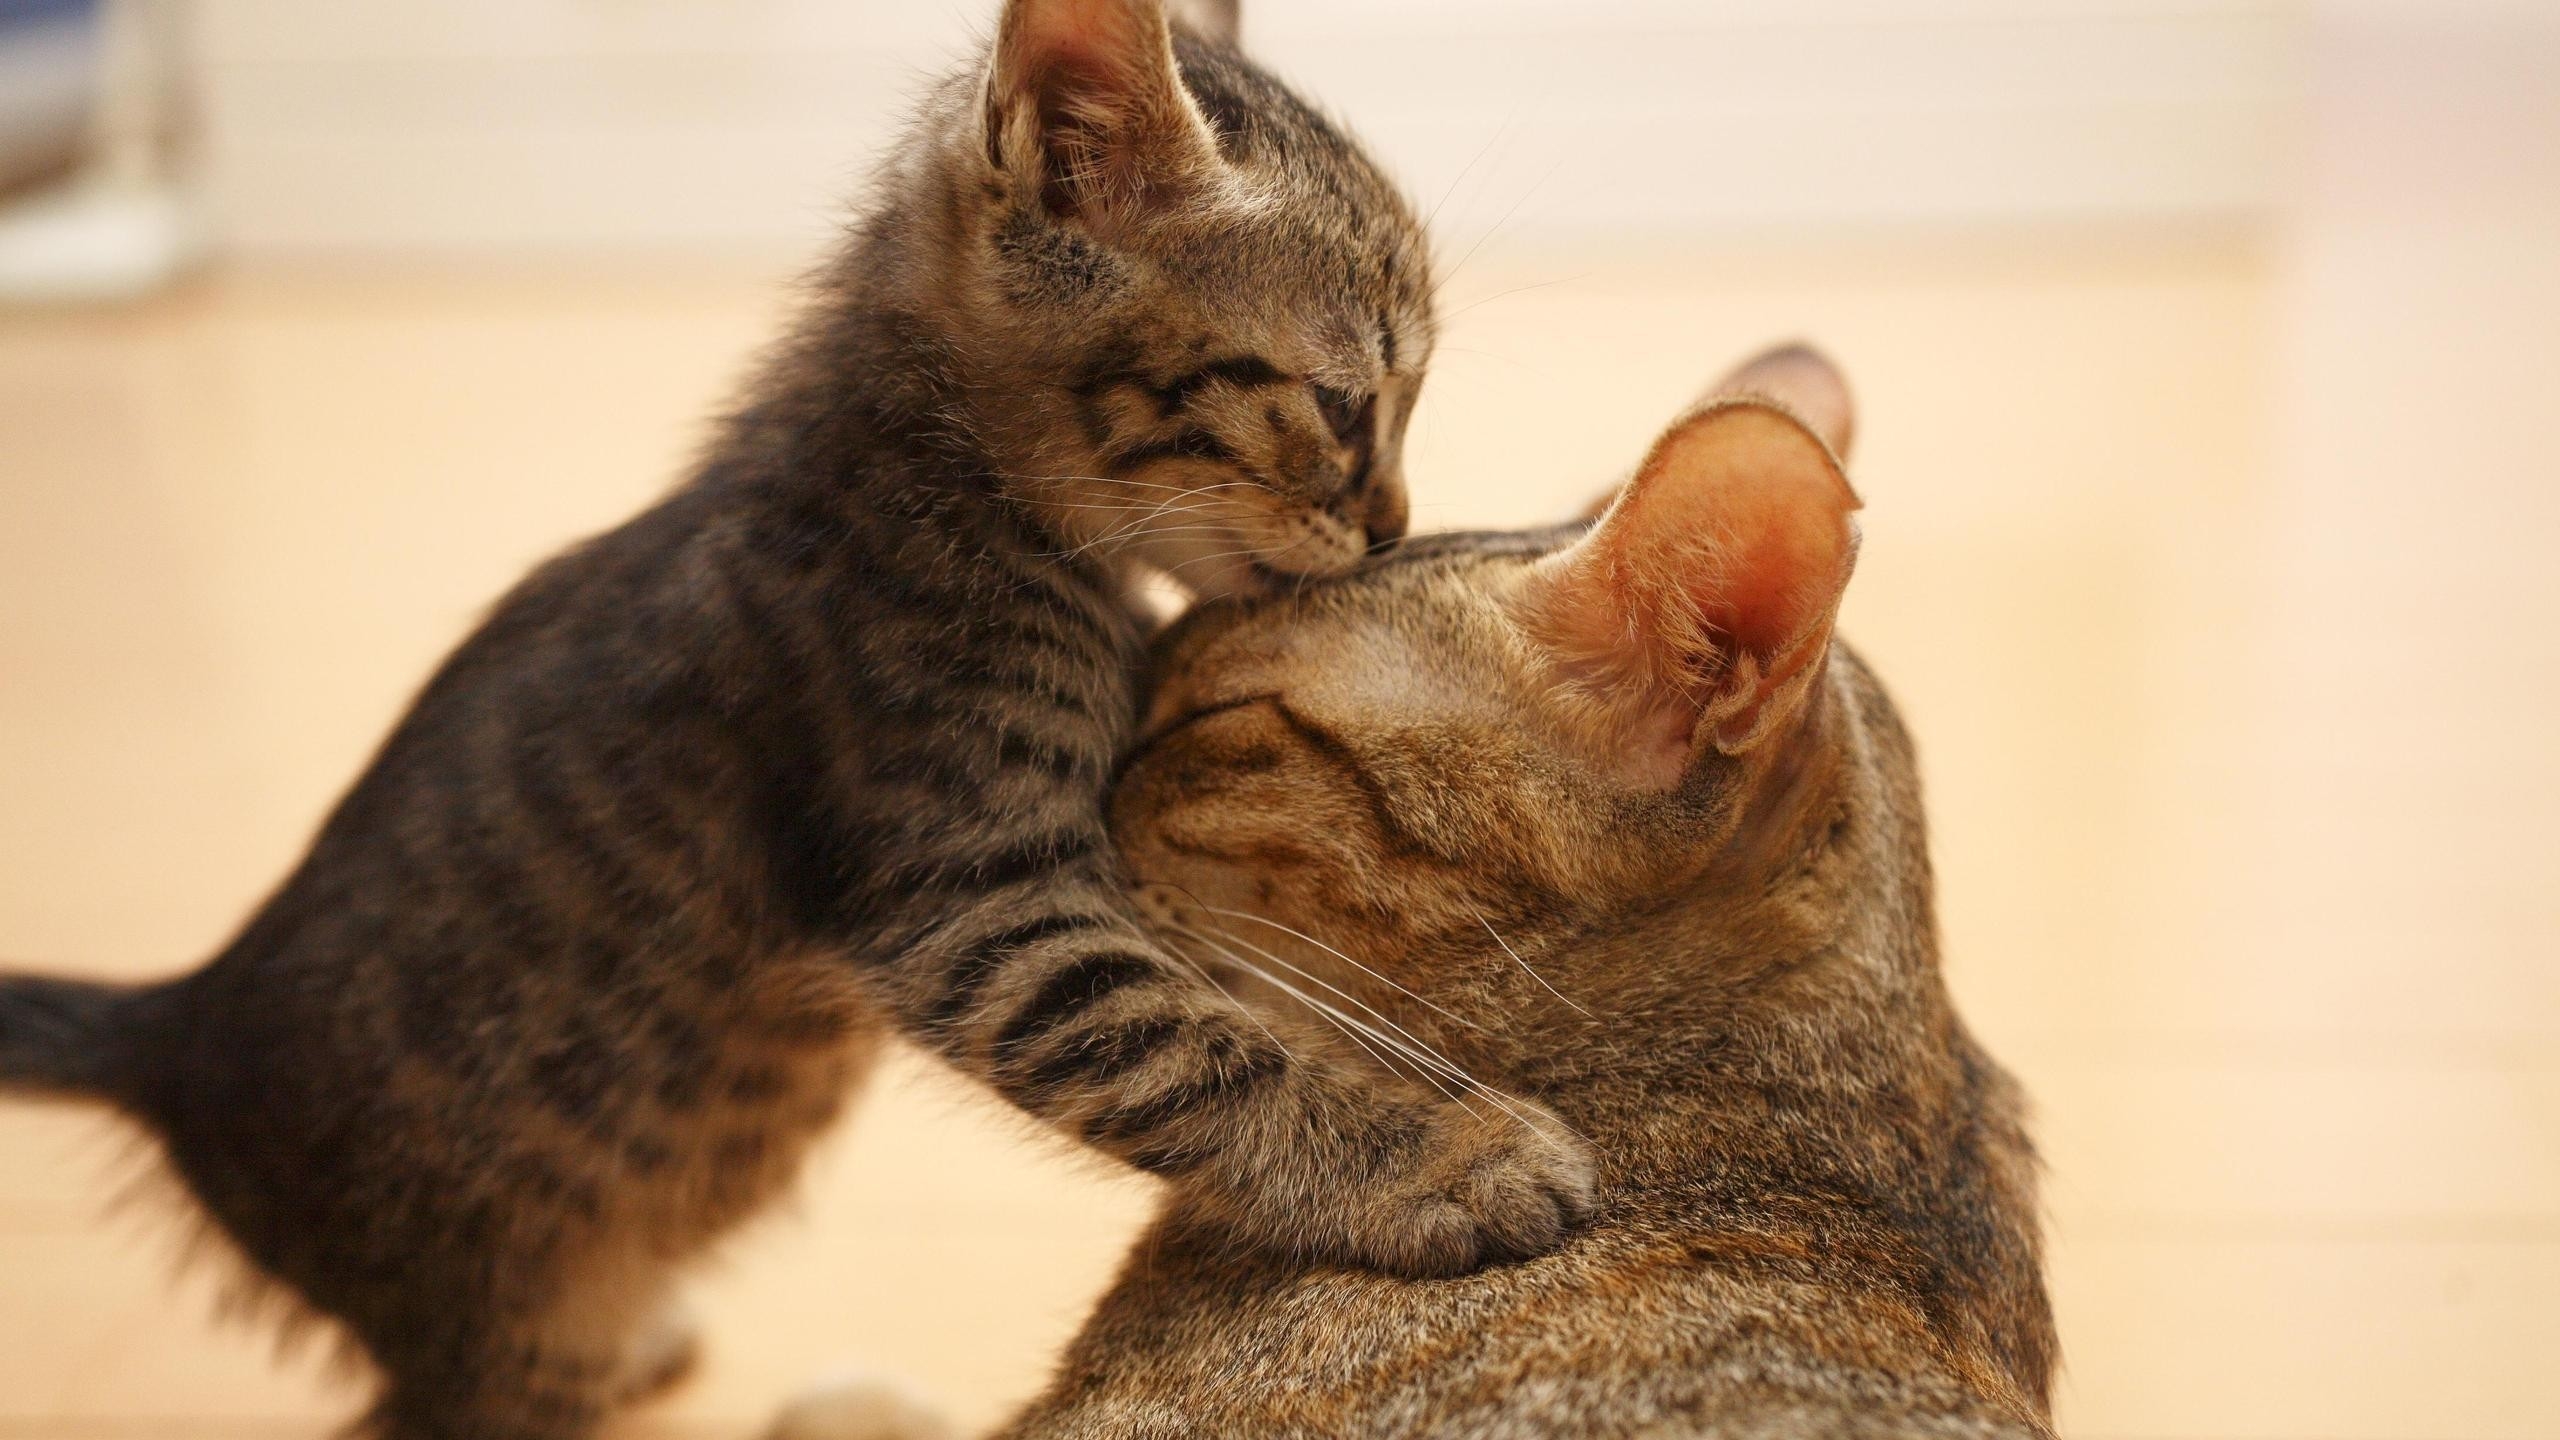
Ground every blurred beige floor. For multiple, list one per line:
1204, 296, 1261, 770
0, 227, 2554, 1440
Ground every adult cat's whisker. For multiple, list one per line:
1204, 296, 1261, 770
1161, 921, 1416, 1084
1189, 919, 1453, 1061
1168, 924, 1469, 1116
1153, 940, 1304, 1071
1466, 903, 1593, 1018
1187, 920, 1565, 1142
1196, 904, 1488, 1033
1165, 921, 1461, 1096
1172, 917, 1454, 1096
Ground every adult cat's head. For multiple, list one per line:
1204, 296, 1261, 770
1116, 343, 1871, 1017
864, 0, 1426, 597
1115, 346, 2057, 1411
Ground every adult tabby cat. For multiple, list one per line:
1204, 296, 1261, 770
782, 347, 2056, 1440
0, 2, 1593, 1436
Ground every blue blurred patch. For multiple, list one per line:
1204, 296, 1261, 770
0, 0, 99, 193
0, 0, 100, 30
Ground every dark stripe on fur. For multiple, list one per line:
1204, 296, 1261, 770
992, 952, 1164, 1056
1111, 427, 1241, 472
955, 827, 1101, 894
1019, 1013, 1188, 1094
1154, 356, 1291, 415
1086, 1035, 1291, 1154
923, 912, 1113, 1023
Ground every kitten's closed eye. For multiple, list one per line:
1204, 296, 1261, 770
1314, 383, 1381, 502
1313, 384, 1372, 449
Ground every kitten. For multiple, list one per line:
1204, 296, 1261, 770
0, 3, 1592, 1437
781, 346, 2056, 1440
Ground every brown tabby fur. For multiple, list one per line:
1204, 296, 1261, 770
781, 347, 2055, 1439
0, 4, 1596, 1437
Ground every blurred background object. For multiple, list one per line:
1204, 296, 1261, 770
1, 2, 2556, 1438
0, 0, 102, 195
170, 0, 2295, 256
0, 0, 193, 301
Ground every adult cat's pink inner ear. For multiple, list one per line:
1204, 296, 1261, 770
990, 0, 1223, 227
1529, 401, 1862, 772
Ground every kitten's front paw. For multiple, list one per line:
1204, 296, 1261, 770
1347, 1105, 1599, 1277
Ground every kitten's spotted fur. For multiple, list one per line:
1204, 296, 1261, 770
783, 346, 2055, 1439
0, 3, 1593, 1437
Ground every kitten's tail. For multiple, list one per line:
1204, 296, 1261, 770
0, 973, 140, 1101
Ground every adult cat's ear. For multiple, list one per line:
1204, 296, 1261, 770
1529, 401, 1862, 777
987, 0, 1226, 233
1708, 342, 1855, 463
1575, 342, 1854, 523
1168, 0, 1242, 46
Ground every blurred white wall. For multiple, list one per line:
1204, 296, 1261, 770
183, 0, 2294, 257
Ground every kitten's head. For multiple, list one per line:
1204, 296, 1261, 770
909, 0, 1428, 598
1113, 346, 1864, 999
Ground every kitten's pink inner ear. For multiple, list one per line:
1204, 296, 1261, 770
1007, 0, 1152, 84
992, 0, 1218, 226
1535, 402, 1862, 771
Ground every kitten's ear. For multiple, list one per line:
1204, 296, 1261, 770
1527, 401, 1862, 779
1707, 342, 1855, 463
1168, 0, 1242, 46
987, 0, 1225, 232
1573, 342, 1855, 524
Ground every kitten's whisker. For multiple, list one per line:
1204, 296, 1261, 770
1041, 487, 1258, 512
1010, 473, 1262, 503
1164, 527, 1317, 582
1197, 905, 1487, 1033
1091, 478, 1262, 496
1041, 520, 1238, 563
1439, 273, 1589, 325
1164, 545, 1269, 577
1467, 903, 1593, 1017
1422, 119, 1514, 235
1430, 152, 1566, 305
1040, 492, 1241, 533
1060, 519, 1235, 552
